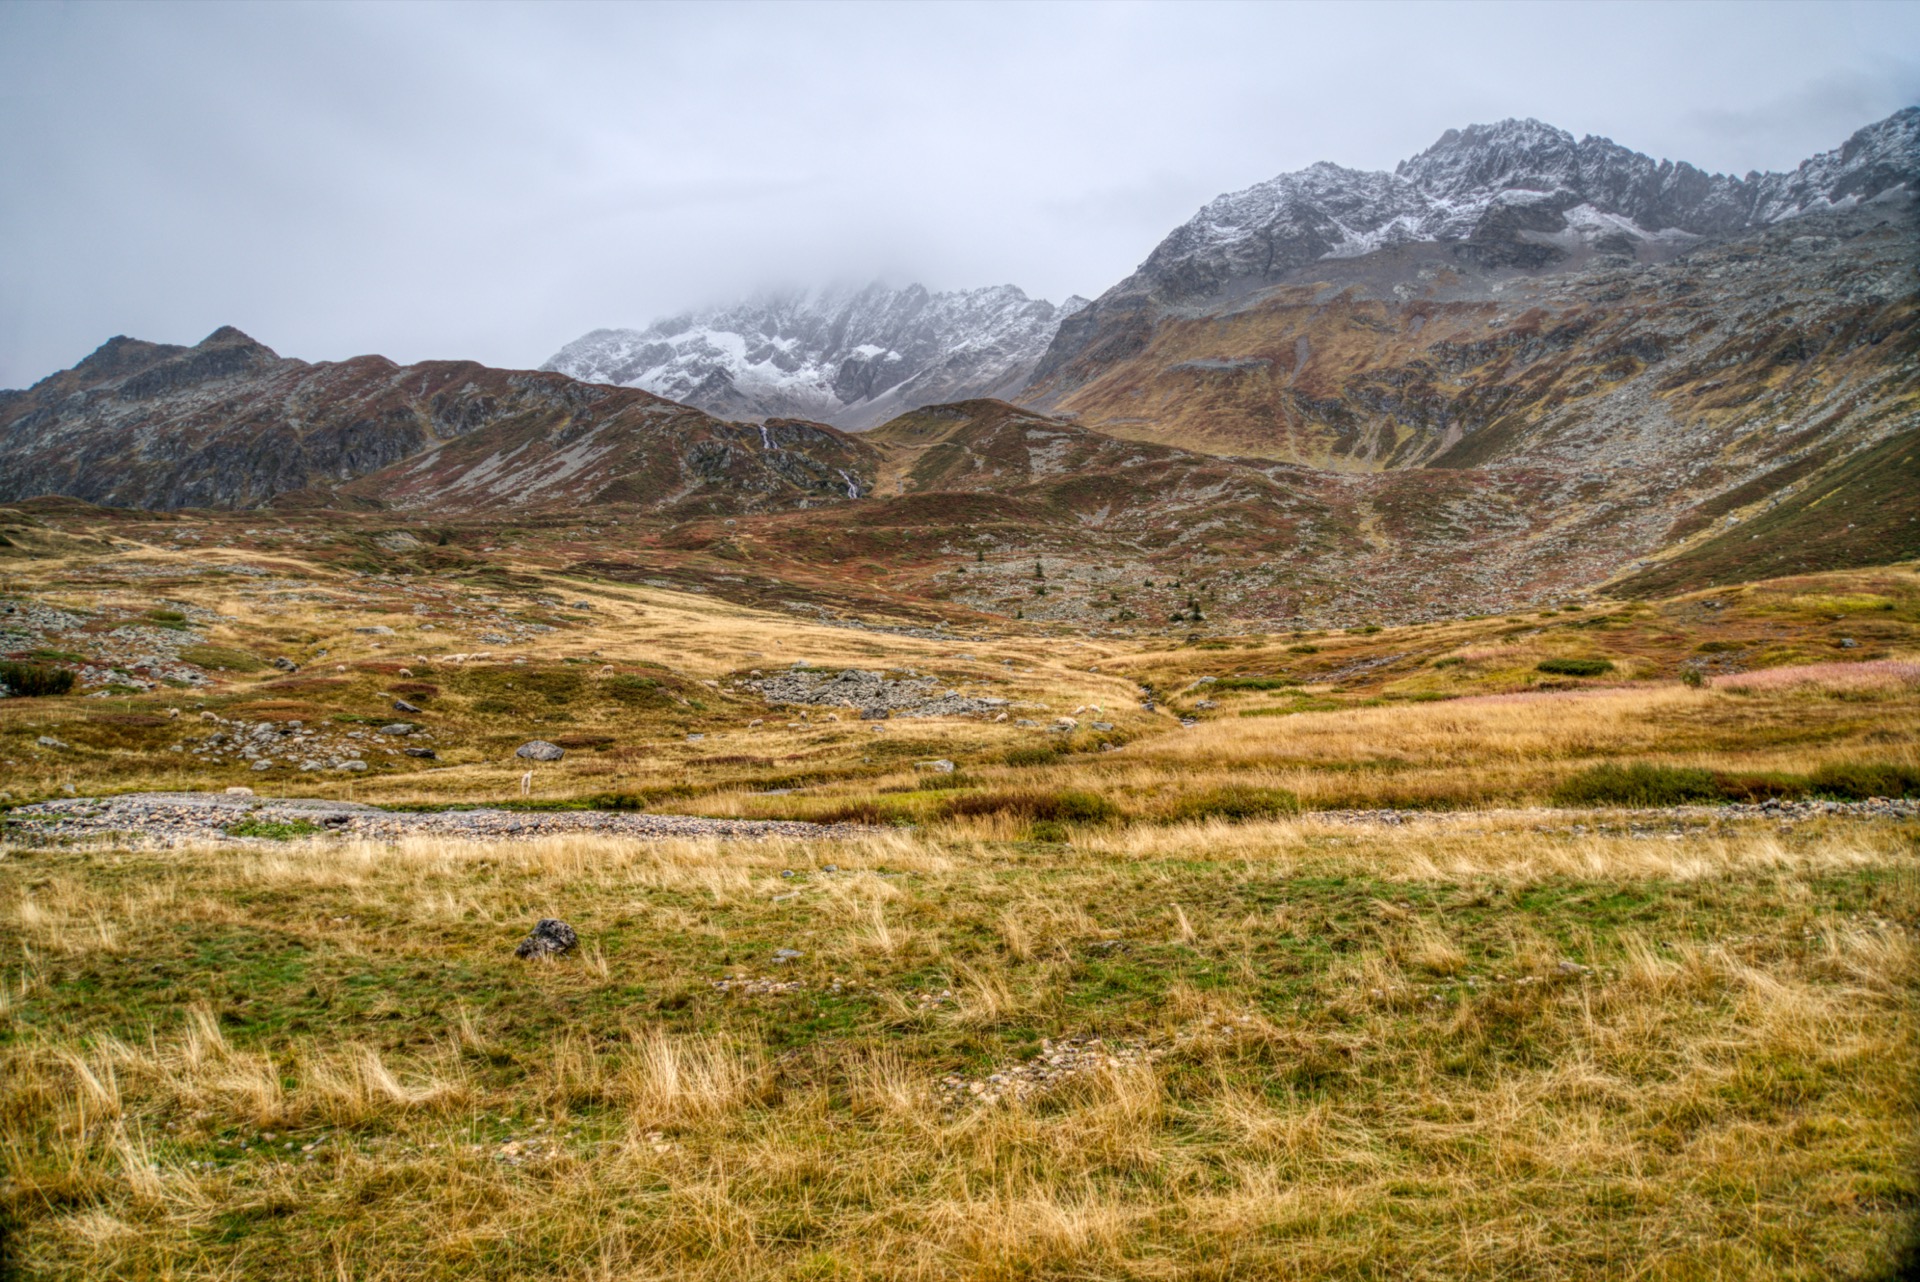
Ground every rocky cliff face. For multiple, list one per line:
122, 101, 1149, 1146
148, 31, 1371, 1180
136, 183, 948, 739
542, 283, 1088, 430
1034, 108, 1920, 385
0, 328, 880, 515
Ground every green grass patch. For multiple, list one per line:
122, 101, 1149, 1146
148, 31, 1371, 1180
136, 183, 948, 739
181, 645, 269, 673
943, 787, 1120, 825
1239, 698, 1342, 717
1163, 785, 1300, 823
1210, 676, 1298, 691
1001, 744, 1064, 768
1553, 763, 1724, 807
1536, 657, 1614, 677
1807, 761, 1920, 800
23, 648, 89, 665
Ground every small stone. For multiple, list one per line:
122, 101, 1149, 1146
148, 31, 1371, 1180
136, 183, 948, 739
251, 760, 273, 772
514, 918, 578, 959
378, 723, 415, 736
393, 699, 422, 714
771, 947, 803, 963
515, 740, 565, 762
915, 758, 956, 773
338, 760, 368, 772
225, 785, 255, 796
35, 736, 68, 750
404, 747, 437, 759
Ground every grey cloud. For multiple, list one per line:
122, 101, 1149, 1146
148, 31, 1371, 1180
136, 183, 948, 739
1, 0, 1915, 388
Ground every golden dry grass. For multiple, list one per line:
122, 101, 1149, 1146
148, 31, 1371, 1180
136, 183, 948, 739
2, 818, 1916, 1279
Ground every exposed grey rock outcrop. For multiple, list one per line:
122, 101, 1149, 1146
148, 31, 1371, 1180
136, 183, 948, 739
748, 667, 1010, 718
514, 918, 578, 959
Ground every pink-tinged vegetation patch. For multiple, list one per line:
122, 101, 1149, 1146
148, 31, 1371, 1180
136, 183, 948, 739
1715, 660, 1920, 693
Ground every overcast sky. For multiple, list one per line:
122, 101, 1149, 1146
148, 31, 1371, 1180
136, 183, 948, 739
1, 0, 1915, 387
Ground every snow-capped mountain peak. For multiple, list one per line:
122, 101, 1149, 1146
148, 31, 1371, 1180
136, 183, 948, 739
543, 282, 1087, 429
1088, 107, 1920, 310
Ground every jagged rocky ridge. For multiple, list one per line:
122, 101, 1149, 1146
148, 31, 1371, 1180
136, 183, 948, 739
543, 282, 1088, 430
1035, 108, 1920, 384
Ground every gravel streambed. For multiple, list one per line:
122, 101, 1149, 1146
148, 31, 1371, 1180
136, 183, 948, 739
3, 792, 864, 847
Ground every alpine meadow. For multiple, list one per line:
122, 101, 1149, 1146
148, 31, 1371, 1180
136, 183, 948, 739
2, 5, 1918, 1278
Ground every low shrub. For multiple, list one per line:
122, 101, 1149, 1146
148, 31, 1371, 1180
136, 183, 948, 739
1807, 761, 1920, 800
1002, 745, 1063, 768
944, 788, 1120, 825
1552, 763, 1723, 807
910, 772, 977, 792
1536, 657, 1614, 677
1165, 785, 1300, 823
1710, 773, 1807, 803
813, 800, 906, 826
1211, 676, 1297, 691
0, 661, 76, 697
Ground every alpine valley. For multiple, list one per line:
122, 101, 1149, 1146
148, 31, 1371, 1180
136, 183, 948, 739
2, 109, 1915, 631
7, 97, 1920, 1282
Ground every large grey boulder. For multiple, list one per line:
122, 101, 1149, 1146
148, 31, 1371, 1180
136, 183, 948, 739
515, 740, 565, 762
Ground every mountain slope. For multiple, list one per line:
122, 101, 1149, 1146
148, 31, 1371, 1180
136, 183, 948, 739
1036, 107, 1919, 387
0, 328, 880, 516
543, 283, 1088, 429
1014, 110, 1920, 596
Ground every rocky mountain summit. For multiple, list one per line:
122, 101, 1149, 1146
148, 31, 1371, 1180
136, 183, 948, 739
543, 282, 1088, 429
1036, 107, 1919, 383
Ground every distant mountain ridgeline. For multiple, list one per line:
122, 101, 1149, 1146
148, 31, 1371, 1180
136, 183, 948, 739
542, 283, 1088, 430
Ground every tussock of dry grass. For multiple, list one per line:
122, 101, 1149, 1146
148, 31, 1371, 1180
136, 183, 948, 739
3, 816, 1916, 1279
